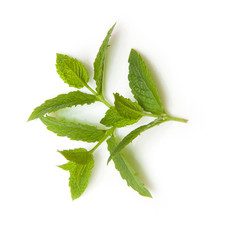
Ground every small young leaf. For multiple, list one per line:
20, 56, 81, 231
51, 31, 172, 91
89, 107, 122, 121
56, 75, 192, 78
58, 148, 93, 165
128, 49, 165, 115
100, 107, 140, 128
56, 54, 89, 88
108, 118, 166, 162
28, 91, 97, 121
107, 136, 151, 197
58, 161, 76, 171
93, 23, 116, 94
114, 93, 143, 119
40, 116, 106, 142
58, 148, 94, 200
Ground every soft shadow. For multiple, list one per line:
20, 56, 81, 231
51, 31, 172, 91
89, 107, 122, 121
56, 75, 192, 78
114, 135, 155, 191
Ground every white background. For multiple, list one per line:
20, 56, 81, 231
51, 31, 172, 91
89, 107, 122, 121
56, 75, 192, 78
1, 0, 240, 239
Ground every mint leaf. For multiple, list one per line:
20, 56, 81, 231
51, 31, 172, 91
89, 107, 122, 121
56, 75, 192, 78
114, 93, 143, 119
58, 162, 76, 171
69, 160, 94, 200
93, 23, 116, 94
58, 148, 94, 200
56, 54, 71, 68
128, 49, 165, 115
107, 136, 151, 197
108, 118, 166, 162
28, 91, 97, 121
58, 148, 93, 165
40, 116, 106, 142
56, 54, 89, 88
100, 107, 140, 128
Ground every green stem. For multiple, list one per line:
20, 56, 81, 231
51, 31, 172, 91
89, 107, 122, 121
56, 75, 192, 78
90, 127, 115, 153
84, 83, 112, 108
167, 115, 188, 123
84, 83, 98, 95
84, 82, 187, 123
96, 95, 112, 108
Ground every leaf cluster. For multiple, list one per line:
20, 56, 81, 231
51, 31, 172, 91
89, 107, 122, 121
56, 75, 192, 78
28, 24, 187, 200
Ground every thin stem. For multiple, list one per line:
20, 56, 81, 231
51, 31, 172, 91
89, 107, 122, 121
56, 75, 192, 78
84, 83, 112, 108
84, 82, 187, 123
84, 83, 98, 95
167, 115, 188, 123
90, 127, 115, 153
96, 95, 112, 108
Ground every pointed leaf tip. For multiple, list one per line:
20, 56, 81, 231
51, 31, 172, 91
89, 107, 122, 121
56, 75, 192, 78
128, 49, 165, 115
107, 136, 152, 197
93, 23, 116, 94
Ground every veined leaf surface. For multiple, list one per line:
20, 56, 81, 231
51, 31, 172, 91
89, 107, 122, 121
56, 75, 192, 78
100, 107, 140, 128
107, 136, 151, 197
59, 148, 93, 165
128, 49, 165, 115
114, 93, 143, 119
28, 91, 97, 121
58, 148, 94, 200
40, 116, 106, 142
56, 54, 89, 88
108, 118, 166, 162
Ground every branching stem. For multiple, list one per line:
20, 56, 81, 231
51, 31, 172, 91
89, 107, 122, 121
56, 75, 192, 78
90, 127, 115, 153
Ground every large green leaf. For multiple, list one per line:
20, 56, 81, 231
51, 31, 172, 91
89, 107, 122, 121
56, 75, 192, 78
28, 91, 97, 121
107, 136, 151, 197
56, 54, 89, 88
128, 49, 165, 115
58, 148, 94, 200
93, 23, 116, 94
40, 116, 106, 142
114, 93, 143, 119
100, 107, 140, 128
108, 118, 166, 162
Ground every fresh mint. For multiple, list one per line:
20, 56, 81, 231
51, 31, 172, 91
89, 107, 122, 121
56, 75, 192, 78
58, 149, 94, 200
28, 24, 187, 200
114, 93, 144, 119
40, 116, 106, 142
28, 91, 97, 121
100, 107, 140, 128
128, 49, 165, 115
56, 54, 89, 89
107, 136, 152, 197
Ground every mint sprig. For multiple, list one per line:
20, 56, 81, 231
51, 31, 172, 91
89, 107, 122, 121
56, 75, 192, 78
28, 24, 187, 200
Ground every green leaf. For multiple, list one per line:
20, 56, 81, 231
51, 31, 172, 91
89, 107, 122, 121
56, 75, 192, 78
93, 23, 116, 94
69, 160, 94, 200
107, 136, 151, 197
56, 54, 71, 67
114, 93, 143, 119
58, 148, 93, 165
58, 162, 76, 171
56, 54, 89, 88
100, 107, 140, 128
128, 49, 165, 115
28, 91, 97, 121
108, 118, 166, 163
58, 148, 94, 200
40, 116, 106, 142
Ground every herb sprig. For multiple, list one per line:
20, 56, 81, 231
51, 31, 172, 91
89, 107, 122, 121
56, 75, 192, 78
28, 23, 187, 200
